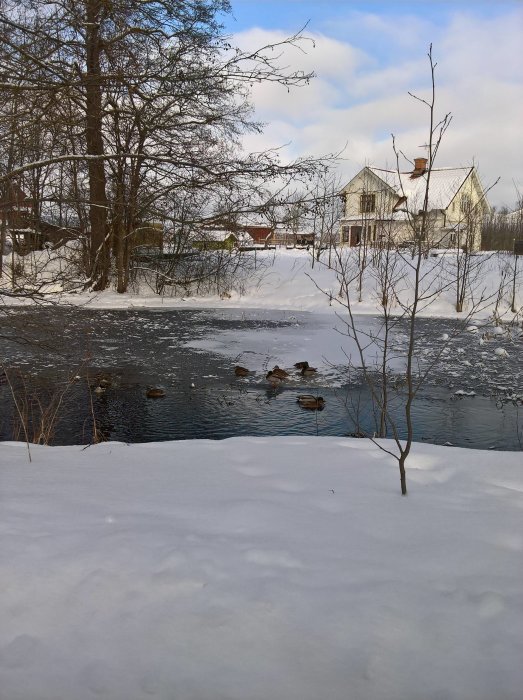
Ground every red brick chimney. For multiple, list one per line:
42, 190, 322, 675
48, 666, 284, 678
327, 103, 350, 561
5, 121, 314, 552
411, 157, 428, 177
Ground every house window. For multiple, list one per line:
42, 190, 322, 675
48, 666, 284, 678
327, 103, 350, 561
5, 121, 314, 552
360, 194, 376, 213
461, 194, 472, 214
341, 226, 350, 243
350, 226, 362, 246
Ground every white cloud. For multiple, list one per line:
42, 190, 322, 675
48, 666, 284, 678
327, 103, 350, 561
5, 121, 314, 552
327, 9, 434, 52
234, 27, 367, 81
233, 8, 523, 207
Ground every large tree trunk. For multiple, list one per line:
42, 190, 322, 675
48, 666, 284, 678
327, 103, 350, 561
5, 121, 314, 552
85, 0, 109, 291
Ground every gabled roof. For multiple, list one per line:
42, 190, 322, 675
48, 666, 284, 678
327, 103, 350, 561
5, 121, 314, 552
237, 232, 254, 244
194, 229, 237, 242
368, 166, 474, 212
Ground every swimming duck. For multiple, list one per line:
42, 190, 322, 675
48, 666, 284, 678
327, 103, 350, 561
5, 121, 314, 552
266, 371, 283, 386
271, 365, 289, 379
146, 387, 166, 398
294, 361, 309, 370
297, 395, 325, 410
93, 385, 106, 395
300, 365, 317, 376
234, 366, 250, 377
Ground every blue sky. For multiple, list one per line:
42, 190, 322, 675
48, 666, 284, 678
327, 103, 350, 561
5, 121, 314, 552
226, 1, 518, 67
225, 0, 512, 32
222, 0, 523, 207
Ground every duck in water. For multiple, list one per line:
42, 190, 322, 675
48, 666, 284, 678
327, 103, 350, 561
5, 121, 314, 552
297, 395, 325, 410
146, 387, 166, 398
234, 366, 250, 377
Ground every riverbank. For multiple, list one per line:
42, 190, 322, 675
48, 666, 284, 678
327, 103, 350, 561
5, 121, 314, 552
3, 248, 522, 321
70, 248, 522, 320
1, 436, 522, 700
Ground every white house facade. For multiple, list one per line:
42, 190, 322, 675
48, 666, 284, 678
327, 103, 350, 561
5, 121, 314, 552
339, 158, 491, 250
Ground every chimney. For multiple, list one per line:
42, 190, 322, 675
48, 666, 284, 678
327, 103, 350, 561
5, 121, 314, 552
411, 157, 428, 177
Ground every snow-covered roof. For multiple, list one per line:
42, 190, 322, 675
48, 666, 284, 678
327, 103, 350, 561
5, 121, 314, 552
194, 229, 237, 242
237, 232, 254, 244
369, 166, 474, 212
193, 229, 254, 244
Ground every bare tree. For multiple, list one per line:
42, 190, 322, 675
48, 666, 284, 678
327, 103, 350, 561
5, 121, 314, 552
309, 169, 344, 268
0, 0, 332, 295
482, 196, 523, 252
332, 46, 473, 495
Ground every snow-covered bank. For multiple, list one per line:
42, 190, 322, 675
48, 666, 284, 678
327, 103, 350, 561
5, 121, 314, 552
4, 248, 521, 321
70, 248, 521, 320
1, 437, 522, 700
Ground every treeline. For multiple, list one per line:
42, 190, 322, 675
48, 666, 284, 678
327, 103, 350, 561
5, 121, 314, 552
482, 208, 523, 251
0, 0, 329, 293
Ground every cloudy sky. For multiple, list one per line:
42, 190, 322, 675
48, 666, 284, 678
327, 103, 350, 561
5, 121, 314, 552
224, 0, 523, 208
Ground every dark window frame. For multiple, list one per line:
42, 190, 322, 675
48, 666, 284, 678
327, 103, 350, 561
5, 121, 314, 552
360, 193, 376, 214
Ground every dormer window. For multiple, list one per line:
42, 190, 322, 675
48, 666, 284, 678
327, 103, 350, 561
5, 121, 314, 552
360, 193, 376, 213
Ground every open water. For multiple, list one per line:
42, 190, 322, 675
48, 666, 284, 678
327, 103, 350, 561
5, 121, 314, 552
0, 307, 521, 449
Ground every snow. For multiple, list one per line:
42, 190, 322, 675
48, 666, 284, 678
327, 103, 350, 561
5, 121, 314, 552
369, 166, 474, 212
1, 247, 522, 698
2, 247, 522, 323
0, 247, 511, 324
1, 438, 522, 700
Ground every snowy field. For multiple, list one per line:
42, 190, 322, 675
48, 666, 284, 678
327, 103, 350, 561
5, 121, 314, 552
1, 248, 522, 698
70, 248, 522, 321
3, 247, 522, 321
1, 438, 522, 700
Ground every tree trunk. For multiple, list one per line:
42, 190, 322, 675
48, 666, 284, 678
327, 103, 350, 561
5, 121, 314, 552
398, 454, 408, 496
84, 0, 109, 291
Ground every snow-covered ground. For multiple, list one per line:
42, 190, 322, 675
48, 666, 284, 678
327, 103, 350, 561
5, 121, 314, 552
3, 247, 522, 321
1, 248, 522, 699
73, 248, 522, 320
1, 438, 522, 700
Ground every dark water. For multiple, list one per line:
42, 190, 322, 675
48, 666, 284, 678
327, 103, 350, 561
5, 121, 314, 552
0, 307, 521, 449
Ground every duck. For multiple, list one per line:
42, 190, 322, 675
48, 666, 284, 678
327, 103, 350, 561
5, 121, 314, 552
297, 395, 325, 410
271, 365, 289, 379
146, 387, 166, 398
294, 361, 309, 370
300, 365, 317, 376
93, 385, 106, 395
266, 371, 283, 387
234, 366, 250, 377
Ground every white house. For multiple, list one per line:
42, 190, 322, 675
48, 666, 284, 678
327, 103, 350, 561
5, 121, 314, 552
339, 158, 491, 250
504, 208, 522, 226
191, 229, 254, 250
